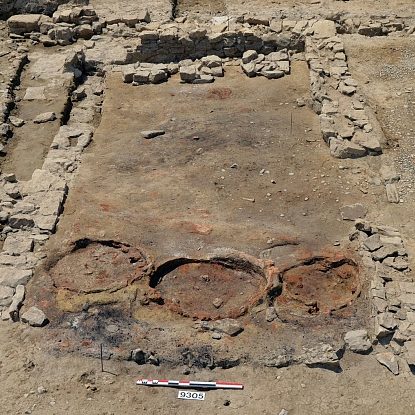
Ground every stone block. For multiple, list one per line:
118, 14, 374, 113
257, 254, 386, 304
21, 306, 48, 327
7, 14, 42, 34
330, 138, 367, 159
0, 267, 32, 288
344, 329, 372, 353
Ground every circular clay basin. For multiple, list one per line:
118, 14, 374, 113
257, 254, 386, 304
276, 256, 360, 316
152, 260, 266, 320
50, 240, 151, 294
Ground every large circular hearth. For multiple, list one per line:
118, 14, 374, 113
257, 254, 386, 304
276, 255, 361, 318
150, 257, 268, 320
49, 240, 152, 294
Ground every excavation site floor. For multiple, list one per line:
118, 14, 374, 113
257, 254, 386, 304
2, 2, 415, 414
24, 64, 373, 365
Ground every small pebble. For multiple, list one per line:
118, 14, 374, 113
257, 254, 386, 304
37, 386, 47, 395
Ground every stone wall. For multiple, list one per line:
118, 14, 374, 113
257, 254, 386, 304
305, 25, 383, 159
0, 48, 104, 324
128, 28, 303, 63
0, 0, 87, 19
352, 220, 415, 374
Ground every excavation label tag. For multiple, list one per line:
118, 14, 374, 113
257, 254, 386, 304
177, 391, 205, 401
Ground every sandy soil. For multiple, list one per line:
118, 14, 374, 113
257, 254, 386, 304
2, 322, 415, 415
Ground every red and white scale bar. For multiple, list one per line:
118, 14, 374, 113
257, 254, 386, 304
136, 379, 244, 390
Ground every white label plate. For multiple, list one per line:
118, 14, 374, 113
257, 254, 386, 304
177, 391, 205, 401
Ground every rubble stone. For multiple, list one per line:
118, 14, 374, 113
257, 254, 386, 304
33, 112, 57, 124
7, 14, 42, 34
0, 286, 14, 307
3, 233, 34, 255
312, 20, 336, 39
21, 306, 48, 327
330, 138, 367, 159
241, 62, 256, 77
344, 329, 372, 353
385, 183, 399, 204
8, 284, 25, 321
242, 50, 258, 64
405, 340, 415, 366
207, 319, 243, 336
303, 343, 341, 370
9, 116, 24, 127
340, 203, 368, 221
376, 352, 399, 375
0, 267, 32, 288
179, 66, 197, 83
141, 130, 165, 139
352, 131, 382, 154
363, 234, 382, 252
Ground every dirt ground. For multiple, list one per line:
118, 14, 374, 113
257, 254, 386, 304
2, 57, 408, 414
2, 1, 415, 414
2, 322, 415, 415
91, 0, 415, 22
345, 35, 415, 259
177, 0, 415, 20
89, 0, 172, 22
48, 63, 370, 259
19, 63, 378, 366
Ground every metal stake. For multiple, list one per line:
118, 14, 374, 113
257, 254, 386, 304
290, 112, 293, 136
100, 343, 104, 372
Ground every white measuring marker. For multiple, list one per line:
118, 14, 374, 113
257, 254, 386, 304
137, 379, 244, 390
178, 391, 205, 400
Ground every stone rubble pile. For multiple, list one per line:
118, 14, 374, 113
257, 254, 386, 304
305, 20, 383, 158
260, 342, 344, 370
179, 55, 225, 84
0, 49, 103, 325
118, 50, 291, 86
240, 49, 290, 79
336, 16, 414, 36
7, 5, 101, 46
84, 14, 415, 63
233, 13, 414, 37
121, 62, 171, 85
352, 220, 415, 374
0, 0, 86, 19
119, 55, 227, 85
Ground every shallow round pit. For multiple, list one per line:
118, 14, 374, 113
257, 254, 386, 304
276, 255, 360, 317
151, 258, 266, 320
50, 240, 152, 294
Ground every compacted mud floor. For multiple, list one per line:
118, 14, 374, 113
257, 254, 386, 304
51, 63, 366, 257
